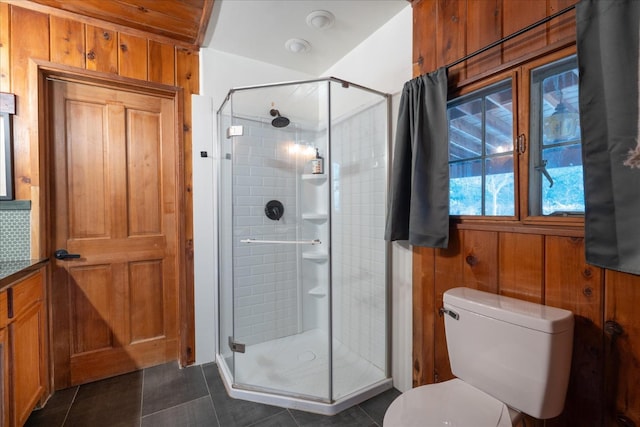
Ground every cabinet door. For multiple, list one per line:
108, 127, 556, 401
11, 302, 45, 427
1, 327, 8, 427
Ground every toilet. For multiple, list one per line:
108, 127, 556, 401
384, 287, 574, 427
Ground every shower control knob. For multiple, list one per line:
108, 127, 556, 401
265, 200, 284, 221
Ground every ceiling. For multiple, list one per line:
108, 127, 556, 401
27, 0, 408, 75
204, 0, 409, 75
28, 0, 214, 45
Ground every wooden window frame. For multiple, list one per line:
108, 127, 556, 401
448, 45, 583, 230
448, 69, 519, 223
519, 46, 583, 228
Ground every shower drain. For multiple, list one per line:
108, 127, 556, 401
298, 351, 316, 362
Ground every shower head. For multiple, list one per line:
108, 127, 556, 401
270, 108, 290, 128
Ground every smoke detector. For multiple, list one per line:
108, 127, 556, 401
285, 38, 311, 53
306, 10, 335, 30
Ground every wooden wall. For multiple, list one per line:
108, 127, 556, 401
0, 2, 198, 365
411, 1, 639, 426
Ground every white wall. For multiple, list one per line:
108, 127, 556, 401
192, 94, 217, 364
193, 3, 413, 392
193, 51, 316, 365
321, 5, 411, 95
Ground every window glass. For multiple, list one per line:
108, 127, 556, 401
530, 55, 584, 216
448, 81, 514, 216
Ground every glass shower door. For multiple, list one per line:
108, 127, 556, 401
217, 98, 234, 378
328, 80, 390, 400
225, 83, 331, 402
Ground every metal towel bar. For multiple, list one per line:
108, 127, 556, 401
240, 238, 321, 245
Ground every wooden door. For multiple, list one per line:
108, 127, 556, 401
50, 78, 180, 387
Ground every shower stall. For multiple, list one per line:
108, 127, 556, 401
216, 77, 391, 415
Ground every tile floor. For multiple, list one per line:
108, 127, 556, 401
25, 361, 401, 427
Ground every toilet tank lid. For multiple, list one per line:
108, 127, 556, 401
444, 287, 574, 334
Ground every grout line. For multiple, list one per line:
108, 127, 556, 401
286, 409, 302, 427
201, 364, 222, 427
138, 363, 213, 420
245, 409, 290, 427
357, 404, 380, 427
140, 397, 212, 419
139, 368, 145, 427
59, 386, 79, 427
139, 395, 212, 418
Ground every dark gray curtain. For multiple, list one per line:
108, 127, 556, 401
577, 0, 640, 275
384, 67, 449, 248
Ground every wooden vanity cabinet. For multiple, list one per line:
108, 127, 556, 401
0, 290, 9, 427
0, 327, 8, 427
0, 269, 47, 427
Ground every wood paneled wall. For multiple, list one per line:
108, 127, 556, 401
413, 0, 577, 83
411, 1, 639, 426
0, 2, 198, 365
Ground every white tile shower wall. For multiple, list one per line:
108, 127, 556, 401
231, 118, 306, 346
331, 101, 388, 371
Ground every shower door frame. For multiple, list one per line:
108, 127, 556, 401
216, 77, 393, 408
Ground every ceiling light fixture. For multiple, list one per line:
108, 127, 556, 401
306, 10, 335, 30
285, 38, 311, 54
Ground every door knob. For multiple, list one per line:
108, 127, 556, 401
54, 249, 81, 260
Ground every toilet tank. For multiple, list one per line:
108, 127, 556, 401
443, 287, 574, 420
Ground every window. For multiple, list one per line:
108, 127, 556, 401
447, 49, 584, 223
529, 55, 584, 216
448, 80, 515, 216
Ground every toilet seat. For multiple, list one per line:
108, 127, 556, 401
383, 378, 513, 427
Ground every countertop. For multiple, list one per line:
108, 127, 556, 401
0, 259, 49, 290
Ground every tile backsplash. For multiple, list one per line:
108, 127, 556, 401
0, 201, 31, 261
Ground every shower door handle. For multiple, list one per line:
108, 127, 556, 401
240, 238, 321, 245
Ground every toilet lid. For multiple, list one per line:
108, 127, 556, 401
383, 379, 513, 427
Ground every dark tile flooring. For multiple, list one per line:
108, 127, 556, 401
26, 362, 401, 427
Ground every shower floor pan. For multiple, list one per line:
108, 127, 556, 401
217, 329, 391, 415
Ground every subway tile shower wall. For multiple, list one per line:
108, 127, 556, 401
0, 209, 30, 261
230, 99, 387, 370
232, 117, 303, 345
331, 101, 388, 371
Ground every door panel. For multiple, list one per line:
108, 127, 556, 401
69, 265, 113, 354
126, 109, 162, 235
66, 100, 110, 239
51, 79, 179, 387
129, 260, 165, 342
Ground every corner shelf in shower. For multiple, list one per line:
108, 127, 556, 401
302, 251, 328, 261
308, 286, 327, 297
302, 213, 328, 222
301, 174, 327, 183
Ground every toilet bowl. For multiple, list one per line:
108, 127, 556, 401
383, 287, 574, 427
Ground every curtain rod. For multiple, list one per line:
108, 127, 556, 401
446, 3, 577, 69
